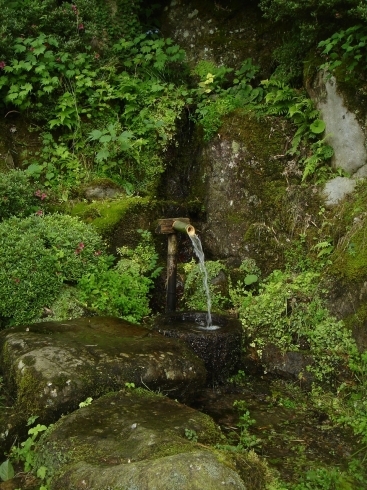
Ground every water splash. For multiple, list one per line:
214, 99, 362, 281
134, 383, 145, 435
189, 234, 213, 328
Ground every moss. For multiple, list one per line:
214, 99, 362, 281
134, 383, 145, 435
68, 197, 146, 234
344, 302, 367, 331
328, 181, 367, 283
334, 66, 367, 125
219, 110, 287, 175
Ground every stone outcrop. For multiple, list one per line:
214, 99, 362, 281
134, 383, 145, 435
0, 317, 206, 454
308, 73, 367, 178
34, 389, 248, 490
161, 0, 277, 76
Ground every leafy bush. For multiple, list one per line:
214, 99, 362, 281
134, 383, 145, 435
257, 79, 334, 181
258, 0, 366, 84
192, 58, 263, 140
0, 169, 47, 220
77, 230, 162, 323
0, 214, 108, 326
319, 24, 367, 79
237, 270, 356, 381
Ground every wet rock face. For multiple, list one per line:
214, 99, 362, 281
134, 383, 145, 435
152, 312, 242, 384
0, 317, 206, 453
35, 389, 247, 490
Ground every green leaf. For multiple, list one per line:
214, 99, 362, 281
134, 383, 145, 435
34, 45, 46, 56
37, 466, 48, 479
88, 129, 103, 141
96, 149, 110, 162
244, 274, 258, 286
309, 119, 326, 134
25, 163, 44, 177
28, 424, 47, 435
0, 460, 15, 481
99, 134, 112, 143
14, 44, 26, 53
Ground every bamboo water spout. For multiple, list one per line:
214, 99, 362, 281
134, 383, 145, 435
172, 220, 195, 236
156, 218, 195, 312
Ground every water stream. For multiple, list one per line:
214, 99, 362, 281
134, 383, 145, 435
189, 234, 218, 330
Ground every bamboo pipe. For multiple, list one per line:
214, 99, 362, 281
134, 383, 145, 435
172, 220, 195, 236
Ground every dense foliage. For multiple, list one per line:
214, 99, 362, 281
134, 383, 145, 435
0, 169, 47, 220
0, 0, 187, 194
258, 0, 367, 84
0, 213, 108, 325
78, 230, 162, 323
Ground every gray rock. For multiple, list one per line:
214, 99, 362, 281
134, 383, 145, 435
84, 185, 122, 200
322, 176, 357, 207
261, 344, 314, 385
309, 73, 367, 175
34, 389, 247, 490
0, 317, 206, 453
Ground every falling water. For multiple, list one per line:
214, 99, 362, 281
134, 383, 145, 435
189, 233, 217, 329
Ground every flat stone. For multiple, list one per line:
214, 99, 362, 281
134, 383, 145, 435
34, 389, 247, 490
0, 317, 206, 453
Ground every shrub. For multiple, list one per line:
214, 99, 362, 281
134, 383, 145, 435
0, 213, 108, 326
77, 230, 162, 323
237, 270, 357, 382
0, 169, 47, 220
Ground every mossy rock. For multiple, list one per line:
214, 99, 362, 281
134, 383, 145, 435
319, 181, 367, 347
161, 0, 281, 78
0, 317, 207, 454
188, 110, 322, 275
68, 197, 151, 235
34, 389, 248, 490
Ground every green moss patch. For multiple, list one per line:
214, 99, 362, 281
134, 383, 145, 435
68, 197, 149, 235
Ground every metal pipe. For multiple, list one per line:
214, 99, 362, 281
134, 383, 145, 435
166, 233, 177, 312
172, 220, 195, 236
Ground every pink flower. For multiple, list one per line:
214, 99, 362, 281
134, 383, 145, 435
35, 190, 47, 200
94, 250, 102, 256
78, 23, 84, 30
0, 61, 6, 69
75, 242, 85, 254
35, 210, 44, 216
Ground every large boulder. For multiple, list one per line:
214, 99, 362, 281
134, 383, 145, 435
161, 0, 278, 76
188, 112, 322, 274
308, 72, 367, 178
0, 317, 206, 454
34, 389, 248, 490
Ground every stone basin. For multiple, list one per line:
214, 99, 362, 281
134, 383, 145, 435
152, 312, 243, 384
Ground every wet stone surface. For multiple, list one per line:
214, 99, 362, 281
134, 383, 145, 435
0, 316, 206, 455
152, 312, 242, 384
